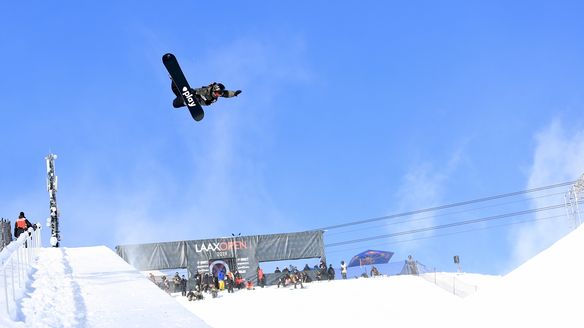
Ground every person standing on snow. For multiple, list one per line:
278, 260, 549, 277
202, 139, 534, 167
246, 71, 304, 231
14, 211, 32, 239
171, 82, 241, 108
327, 264, 336, 281
340, 261, 348, 279
173, 272, 181, 293
257, 266, 265, 288
407, 255, 419, 275
180, 275, 187, 296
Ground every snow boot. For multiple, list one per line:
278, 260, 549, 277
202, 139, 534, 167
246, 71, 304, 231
173, 96, 185, 108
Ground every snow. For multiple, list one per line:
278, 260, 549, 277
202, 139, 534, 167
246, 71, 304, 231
2, 225, 584, 327
464, 222, 584, 327
1, 246, 209, 328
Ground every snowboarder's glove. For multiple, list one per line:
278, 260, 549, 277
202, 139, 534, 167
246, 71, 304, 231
234, 90, 242, 96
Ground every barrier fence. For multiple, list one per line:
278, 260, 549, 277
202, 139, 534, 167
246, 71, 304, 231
419, 270, 479, 297
0, 226, 42, 320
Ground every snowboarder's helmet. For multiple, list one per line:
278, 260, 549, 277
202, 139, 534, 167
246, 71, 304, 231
211, 83, 225, 98
211, 83, 224, 92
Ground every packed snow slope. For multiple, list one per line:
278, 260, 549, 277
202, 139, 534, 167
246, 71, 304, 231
463, 222, 584, 328
1, 246, 209, 328
3, 224, 584, 327
176, 275, 463, 327
180, 223, 584, 328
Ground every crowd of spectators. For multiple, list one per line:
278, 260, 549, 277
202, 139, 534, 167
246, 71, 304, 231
146, 255, 421, 301
149, 272, 188, 295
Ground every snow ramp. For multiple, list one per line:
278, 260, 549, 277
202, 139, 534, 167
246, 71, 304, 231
20, 246, 209, 328
463, 224, 584, 328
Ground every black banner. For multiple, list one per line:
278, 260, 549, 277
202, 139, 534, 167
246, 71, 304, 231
116, 230, 325, 284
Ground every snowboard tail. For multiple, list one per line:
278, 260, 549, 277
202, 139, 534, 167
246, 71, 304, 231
162, 53, 204, 122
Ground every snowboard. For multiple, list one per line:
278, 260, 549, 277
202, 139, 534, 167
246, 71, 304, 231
162, 53, 205, 122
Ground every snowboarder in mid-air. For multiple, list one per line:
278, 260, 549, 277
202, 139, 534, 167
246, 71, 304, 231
162, 52, 241, 122
171, 82, 241, 108
162, 53, 241, 122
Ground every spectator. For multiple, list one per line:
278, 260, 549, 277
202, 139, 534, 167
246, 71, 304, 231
246, 280, 254, 290
14, 212, 32, 239
218, 268, 225, 284
301, 271, 311, 283
319, 259, 327, 280
371, 266, 380, 277
186, 290, 196, 301
315, 269, 322, 281
292, 270, 304, 289
340, 261, 348, 279
327, 264, 335, 281
173, 272, 181, 293
202, 273, 212, 292
277, 273, 288, 288
181, 275, 187, 296
274, 267, 281, 274
257, 266, 265, 288
225, 274, 234, 293
162, 277, 171, 294
194, 271, 202, 291
407, 255, 419, 275
235, 276, 245, 290
319, 259, 327, 271
194, 288, 204, 300
303, 264, 311, 271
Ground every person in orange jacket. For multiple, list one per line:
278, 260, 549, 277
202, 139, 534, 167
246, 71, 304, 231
257, 266, 265, 288
14, 211, 32, 238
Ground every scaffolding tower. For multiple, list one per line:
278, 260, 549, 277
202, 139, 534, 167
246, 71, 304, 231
565, 174, 584, 230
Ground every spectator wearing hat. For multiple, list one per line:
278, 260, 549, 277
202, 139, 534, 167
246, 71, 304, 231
14, 212, 32, 239
327, 264, 335, 281
181, 275, 188, 296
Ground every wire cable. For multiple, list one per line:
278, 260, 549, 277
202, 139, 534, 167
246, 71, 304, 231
319, 181, 574, 231
325, 190, 567, 237
325, 203, 566, 247
325, 213, 567, 254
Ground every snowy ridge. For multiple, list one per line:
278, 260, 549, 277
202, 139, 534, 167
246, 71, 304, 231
464, 225, 584, 327
2, 225, 584, 327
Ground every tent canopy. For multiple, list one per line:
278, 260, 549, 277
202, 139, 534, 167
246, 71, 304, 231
348, 249, 394, 268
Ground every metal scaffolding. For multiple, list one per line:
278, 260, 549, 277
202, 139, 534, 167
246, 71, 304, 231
45, 154, 60, 247
565, 174, 584, 229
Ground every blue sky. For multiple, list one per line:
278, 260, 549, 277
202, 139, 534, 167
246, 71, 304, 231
1, 0, 584, 275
